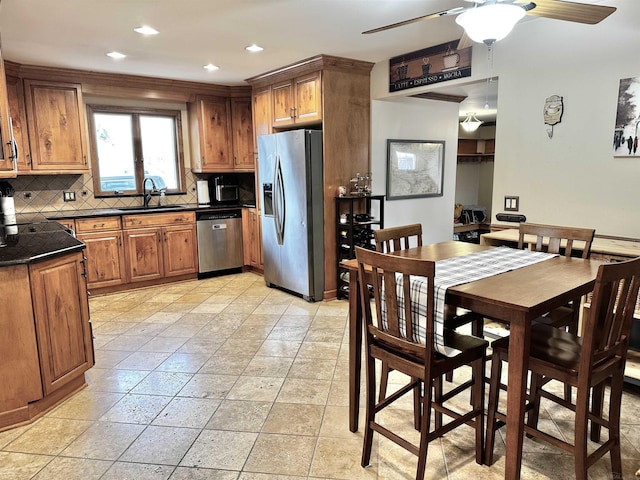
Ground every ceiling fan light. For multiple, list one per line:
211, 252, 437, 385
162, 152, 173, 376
460, 112, 483, 132
455, 4, 525, 45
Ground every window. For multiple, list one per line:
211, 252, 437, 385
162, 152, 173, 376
87, 105, 185, 197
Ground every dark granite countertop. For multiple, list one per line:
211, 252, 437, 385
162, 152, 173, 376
42, 203, 254, 220
0, 222, 85, 266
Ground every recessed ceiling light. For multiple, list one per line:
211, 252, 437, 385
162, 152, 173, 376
245, 44, 264, 53
203, 63, 220, 71
134, 26, 159, 35
106, 51, 126, 59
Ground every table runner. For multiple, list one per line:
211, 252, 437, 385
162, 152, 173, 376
382, 246, 557, 356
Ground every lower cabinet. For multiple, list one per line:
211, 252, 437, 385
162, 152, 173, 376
123, 211, 198, 283
75, 216, 126, 289
242, 207, 263, 270
0, 250, 93, 430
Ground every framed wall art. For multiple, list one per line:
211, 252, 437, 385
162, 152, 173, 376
386, 139, 444, 200
613, 76, 640, 157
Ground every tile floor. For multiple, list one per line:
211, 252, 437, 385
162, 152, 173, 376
1, 272, 639, 479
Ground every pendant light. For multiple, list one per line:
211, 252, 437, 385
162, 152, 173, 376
460, 112, 483, 133
455, 3, 525, 45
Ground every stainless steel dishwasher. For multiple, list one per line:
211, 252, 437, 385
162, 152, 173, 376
196, 210, 243, 276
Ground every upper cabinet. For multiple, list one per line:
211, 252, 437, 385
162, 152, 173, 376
0, 47, 17, 178
271, 71, 321, 128
252, 87, 272, 153
6, 76, 32, 173
457, 138, 495, 163
189, 95, 254, 173
230, 97, 254, 170
23, 80, 89, 173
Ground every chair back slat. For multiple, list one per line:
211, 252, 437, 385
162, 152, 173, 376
580, 257, 640, 376
355, 246, 435, 354
374, 224, 423, 253
518, 222, 595, 258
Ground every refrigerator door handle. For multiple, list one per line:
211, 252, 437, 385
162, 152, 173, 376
274, 155, 286, 245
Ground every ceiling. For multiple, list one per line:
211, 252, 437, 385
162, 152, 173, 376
0, 1, 595, 123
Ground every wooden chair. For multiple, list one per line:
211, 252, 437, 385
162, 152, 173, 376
356, 247, 487, 480
373, 223, 423, 253
485, 256, 640, 480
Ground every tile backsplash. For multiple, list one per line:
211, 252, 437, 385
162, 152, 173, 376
8, 172, 198, 214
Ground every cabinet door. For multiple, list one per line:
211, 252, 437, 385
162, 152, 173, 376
294, 72, 322, 124
231, 98, 254, 170
124, 227, 164, 282
6, 76, 32, 173
29, 252, 92, 395
24, 80, 88, 172
77, 231, 126, 288
252, 87, 271, 153
242, 207, 253, 266
271, 80, 295, 128
0, 48, 17, 177
162, 224, 198, 277
194, 95, 233, 171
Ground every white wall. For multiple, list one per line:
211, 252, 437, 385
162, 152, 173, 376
370, 95, 459, 244
371, 0, 640, 239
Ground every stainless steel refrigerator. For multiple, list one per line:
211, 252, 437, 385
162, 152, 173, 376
258, 129, 324, 302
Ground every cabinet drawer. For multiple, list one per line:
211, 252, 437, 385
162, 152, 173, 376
123, 211, 195, 229
75, 216, 121, 233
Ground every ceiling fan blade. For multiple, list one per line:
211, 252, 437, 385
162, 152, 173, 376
524, 0, 616, 25
362, 6, 466, 34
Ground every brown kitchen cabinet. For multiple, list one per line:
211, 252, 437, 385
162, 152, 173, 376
231, 97, 254, 170
23, 79, 89, 173
0, 47, 17, 178
252, 87, 272, 153
0, 249, 93, 431
242, 207, 263, 270
189, 95, 233, 172
123, 211, 197, 282
75, 216, 126, 289
29, 252, 94, 395
271, 71, 322, 128
6, 76, 32, 173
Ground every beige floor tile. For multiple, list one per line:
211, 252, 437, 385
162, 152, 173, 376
115, 351, 172, 370
4, 417, 93, 455
237, 474, 305, 480
242, 356, 294, 377
296, 341, 341, 359
158, 323, 205, 338
191, 303, 229, 314
60, 421, 145, 460
176, 338, 225, 355
181, 429, 257, 470
0, 451, 54, 479
256, 340, 301, 358
162, 302, 199, 313
102, 461, 175, 479
156, 353, 211, 373
48, 390, 124, 420
138, 336, 189, 353
319, 406, 367, 438
177, 373, 238, 399
120, 425, 200, 465
131, 371, 193, 396
86, 368, 149, 393
100, 393, 173, 424
243, 433, 316, 476
100, 334, 151, 351
144, 311, 186, 324
276, 378, 331, 405
171, 466, 240, 479
0, 424, 32, 450
227, 376, 285, 402
31, 456, 112, 480
205, 400, 272, 432
310, 436, 378, 480
262, 403, 323, 436
287, 357, 336, 380
199, 355, 253, 376
153, 397, 221, 429
266, 326, 308, 341
122, 322, 169, 337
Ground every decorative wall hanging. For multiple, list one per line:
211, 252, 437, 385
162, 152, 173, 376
386, 140, 444, 200
389, 40, 472, 93
543, 95, 563, 138
613, 77, 640, 157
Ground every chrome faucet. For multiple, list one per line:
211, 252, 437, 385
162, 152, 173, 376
143, 177, 157, 208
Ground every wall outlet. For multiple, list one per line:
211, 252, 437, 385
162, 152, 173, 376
504, 195, 519, 212
63, 191, 76, 202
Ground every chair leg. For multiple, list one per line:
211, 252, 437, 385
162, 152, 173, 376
472, 357, 485, 465
590, 382, 605, 442
445, 370, 453, 382
361, 354, 377, 468
434, 375, 443, 430
608, 373, 625, 479
413, 377, 422, 430
379, 362, 390, 401
484, 351, 503, 466
574, 381, 591, 480
416, 377, 433, 480
526, 372, 544, 436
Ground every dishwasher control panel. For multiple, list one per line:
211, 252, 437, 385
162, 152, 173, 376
196, 210, 241, 222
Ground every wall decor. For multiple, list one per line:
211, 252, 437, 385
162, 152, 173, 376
386, 140, 444, 200
389, 40, 472, 93
543, 95, 563, 138
613, 76, 640, 157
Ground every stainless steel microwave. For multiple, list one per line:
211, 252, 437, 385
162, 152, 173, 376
213, 176, 239, 203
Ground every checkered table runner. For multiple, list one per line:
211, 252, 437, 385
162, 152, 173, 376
382, 246, 557, 356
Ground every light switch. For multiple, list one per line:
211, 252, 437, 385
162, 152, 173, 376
504, 195, 519, 212
63, 191, 76, 202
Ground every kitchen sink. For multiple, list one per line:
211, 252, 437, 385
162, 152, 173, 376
116, 205, 188, 212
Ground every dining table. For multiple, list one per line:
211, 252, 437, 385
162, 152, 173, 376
342, 241, 604, 480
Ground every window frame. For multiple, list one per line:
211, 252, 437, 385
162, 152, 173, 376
87, 104, 186, 198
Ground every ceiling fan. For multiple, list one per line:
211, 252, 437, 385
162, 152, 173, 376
363, 0, 616, 45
